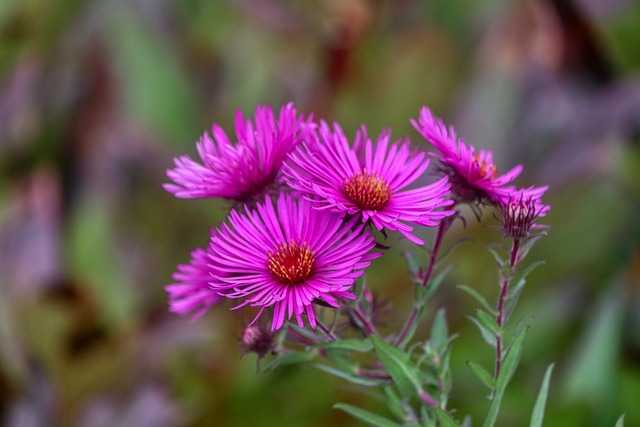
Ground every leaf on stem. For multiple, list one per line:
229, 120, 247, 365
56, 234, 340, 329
383, 386, 411, 423
529, 363, 554, 427
315, 365, 387, 387
372, 335, 424, 399
315, 338, 373, 352
457, 285, 496, 315
468, 311, 500, 348
264, 349, 319, 371
402, 251, 422, 278
482, 326, 528, 427
614, 414, 625, 427
334, 403, 404, 427
433, 407, 461, 427
430, 308, 449, 354
425, 264, 455, 299
466, 361, 495, 391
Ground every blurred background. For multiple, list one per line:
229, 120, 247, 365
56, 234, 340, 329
1, 0, 639, 426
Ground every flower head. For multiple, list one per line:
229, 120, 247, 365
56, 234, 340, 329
165, 247, 223, 321
209, 193, 380, 331
283, 122, 453, 245
497, 186, 549, 239
241, 325, 276, 358
164, 103, 312, 204
411, 107, 522, 204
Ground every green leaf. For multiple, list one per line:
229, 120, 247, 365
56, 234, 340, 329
468, 316, 497, 348
499, 326, 528, 390
486, 247, 505, 267
504, 260, 545, 317
420, 407, 436, 427
315, 338, 372, 352
433, 407, 460, 427
264, 349, 318, 371
614, 414, 625, 427
564, 281, 623, 407
476, 310, 502, 336
457, 285, 496, 315
334, 403, 403, 427
483, 326, 528, 427
434, 237, 471, 266
315, 365, 386, 387
425, 264, 455, 298
529, 363, 554, 427
430, 309, 449, 354
397, 305, 426, 349
324, 349, 358, 373
466, 361, 495, 390
383, 386, 410, 422
403, 251, 422, 277
372, 335, 424, 398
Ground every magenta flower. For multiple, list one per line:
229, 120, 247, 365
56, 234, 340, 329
165, 247, 223, 321
283, 122, 453, 245
411, 107, 523, 204
164, 103, 312, 204
209, 193, 380, 331
497, 186, 549, 239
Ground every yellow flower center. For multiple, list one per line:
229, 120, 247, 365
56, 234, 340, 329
267, 240, 315, 286
472, 153, 498, 180
342, 170, 392, 210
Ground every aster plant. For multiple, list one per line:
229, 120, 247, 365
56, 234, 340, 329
163, 103, 565, 427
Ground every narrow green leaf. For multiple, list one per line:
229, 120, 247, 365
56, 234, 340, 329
315, 365, 386, 387
383, 386, 410, 422
529, 363, 554, 427
402, 250, 421, 277
466, 361, 495, 390
264, 349, 318, 371
431, 309, 449, 354
514, 260, 545, 283
324, 349, 358, 373
372, 335, 424, 398
486, 247, 505, 267
334, 403, 403, 427
483, 326, 528, 427
425, 264, 455, 298
498, 326, 528, 391
614, 414, 625, 427
476, 310, 502, 336
434, 237, 471, 266
433, 407, 460, 427
420, 407, 436, 427
457, 285, 496, 314
398, 305, 425, 348
315, 338, 372, 352
468, 316, 497, 347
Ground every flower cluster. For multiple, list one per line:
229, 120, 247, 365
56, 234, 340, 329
164, 103, 548, 331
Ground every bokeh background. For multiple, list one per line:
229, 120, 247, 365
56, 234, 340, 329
1, 0, 640, 426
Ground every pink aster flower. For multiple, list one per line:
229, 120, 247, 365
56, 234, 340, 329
282, 122, 453, 245
164, 103, 312, 204
411, 107, 523, 204
165, 247, 223, 321
497, 186, 550, 240
209, 193, 380, 331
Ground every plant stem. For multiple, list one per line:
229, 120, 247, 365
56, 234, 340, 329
316, 320, 337, 341
354, 305, 378, 336
394, 218, 450, 347
493, 238, 520, 383
422, 217, 449, 287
